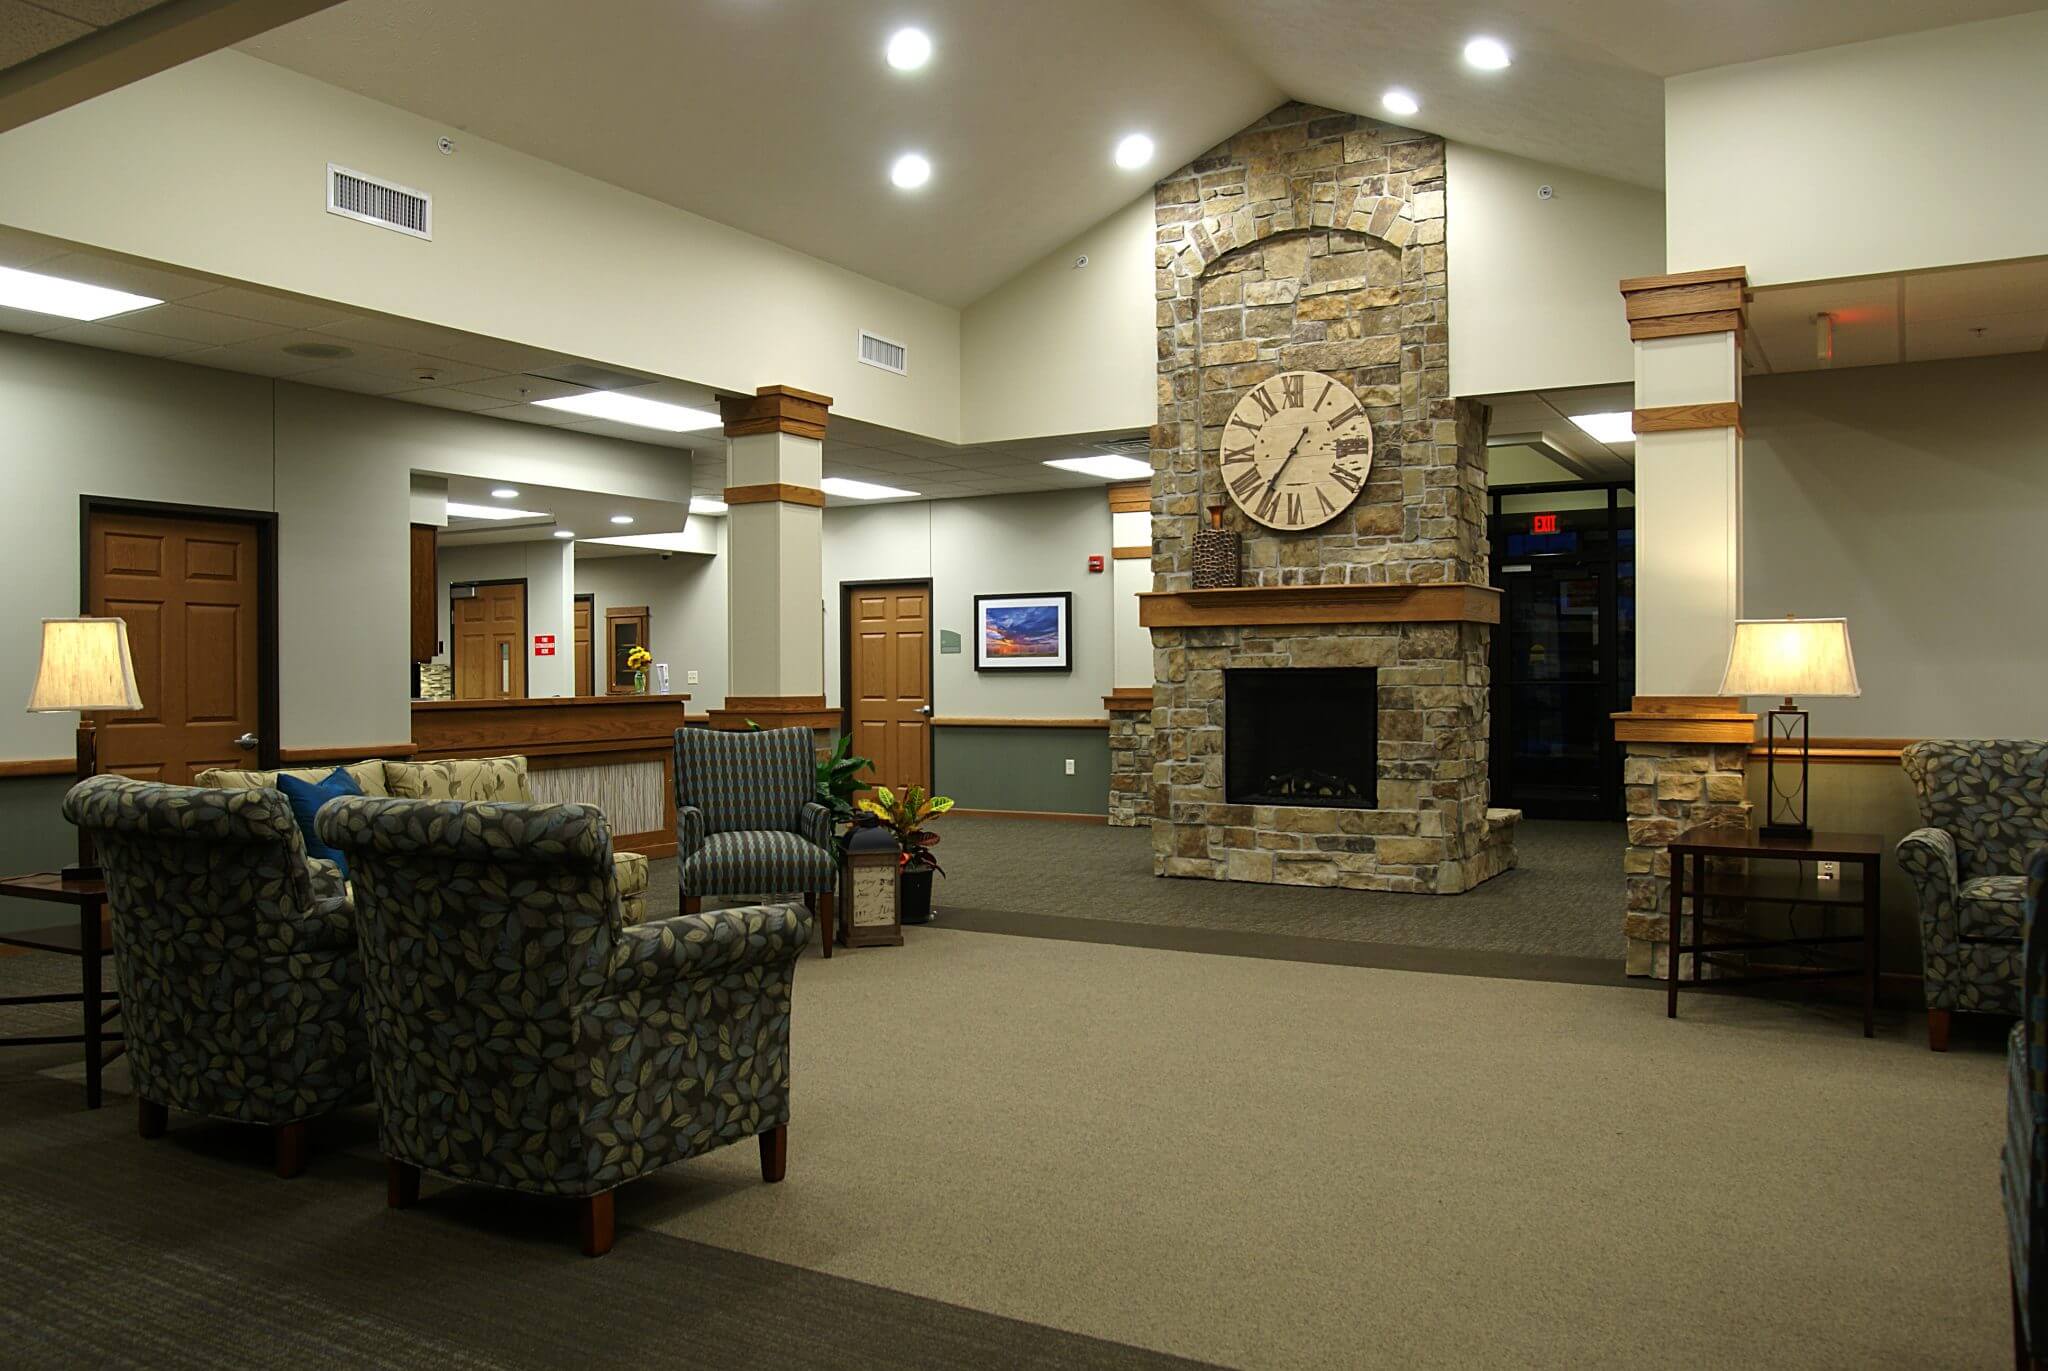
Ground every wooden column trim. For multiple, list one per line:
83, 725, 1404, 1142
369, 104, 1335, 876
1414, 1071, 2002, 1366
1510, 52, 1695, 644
1111, 545, 1149, 560
1139, 582, 1499, 629
1612, 694, 1757, 745
719, 385, 832, 440
1106, 482, 1150, 514
1632, 402, 1743, 435
724, 483, 826, 509
0, 758, 74, 779
1103, 688, 1154, 712
1618, 267, 1749, 342
706, 695, 839, 731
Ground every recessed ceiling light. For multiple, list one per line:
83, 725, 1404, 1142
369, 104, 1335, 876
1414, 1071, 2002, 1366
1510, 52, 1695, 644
609, 514, 634, 525
821, 477, 918, 501
1113, 134, 1154, 170
553, 530, 577, 539
1044, 454, 1152, 480
1568, 411, 1635, 444
447, 501, 550, 521
1381, 89, 1420, 117
885, 27, 932, 71
0, 264, 160, 322
1463, 36, 1511, 70
890, 153, 932, 190
531, 390, 721, 432
490, 487, 519, 499
689, 496, 729, 516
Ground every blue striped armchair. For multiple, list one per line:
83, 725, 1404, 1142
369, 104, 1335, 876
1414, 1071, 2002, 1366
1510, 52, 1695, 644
674, 726, 838, 956
61, 775, 370, 1178
1899, 740, 2048, 1050
2005, 848, 2048, 1368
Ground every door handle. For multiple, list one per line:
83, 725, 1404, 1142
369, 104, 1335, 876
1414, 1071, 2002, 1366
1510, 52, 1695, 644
916, 705, 932, 716
234, 732, 258, 751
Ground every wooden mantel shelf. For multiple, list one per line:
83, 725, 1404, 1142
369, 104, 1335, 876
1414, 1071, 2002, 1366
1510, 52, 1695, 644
1137, 582, 1500, 629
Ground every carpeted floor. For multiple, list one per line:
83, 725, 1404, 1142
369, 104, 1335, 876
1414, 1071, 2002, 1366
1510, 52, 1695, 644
0, 925, 2010, 1369
642, 816, 1628, 962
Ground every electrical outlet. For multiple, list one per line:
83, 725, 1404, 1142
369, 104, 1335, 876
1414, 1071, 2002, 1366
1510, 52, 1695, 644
1816, 860, 1840, 882
686, 670, 699, 685
1064, 758, 1075, 776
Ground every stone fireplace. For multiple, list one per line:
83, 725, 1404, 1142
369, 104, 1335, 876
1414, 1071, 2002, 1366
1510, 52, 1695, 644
1138, 102, 1518, 894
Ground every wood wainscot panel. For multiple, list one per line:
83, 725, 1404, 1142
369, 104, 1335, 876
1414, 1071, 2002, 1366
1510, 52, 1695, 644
0, 758, 75, 779
1748, 737, 1914, 765
931, 717, 1111, 730
1138, 582, 1500, 629
279, 743, 420, 765
705, 695, 840, 731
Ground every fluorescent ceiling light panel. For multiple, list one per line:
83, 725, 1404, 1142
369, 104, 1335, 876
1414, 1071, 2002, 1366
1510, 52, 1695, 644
821, 477, 917, 500
689, 497, 729, 516
1044, 455, 1152, 480
531, 390, 721, 432
587, 532, 709, 552
1568, 411, 1635, 444
0, 264, 161, 321
446, 501, 550, 521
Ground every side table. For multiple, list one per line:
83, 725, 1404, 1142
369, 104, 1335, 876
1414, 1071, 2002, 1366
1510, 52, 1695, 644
1665, 826, 1884, 1038
0, 872, 121, 1107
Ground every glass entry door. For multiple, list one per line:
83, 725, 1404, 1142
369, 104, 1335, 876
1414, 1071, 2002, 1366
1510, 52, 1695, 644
1489, 486, 1634, 819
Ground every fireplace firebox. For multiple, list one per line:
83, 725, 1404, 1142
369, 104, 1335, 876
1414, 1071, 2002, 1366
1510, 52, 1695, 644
1224, 668, 1378, 809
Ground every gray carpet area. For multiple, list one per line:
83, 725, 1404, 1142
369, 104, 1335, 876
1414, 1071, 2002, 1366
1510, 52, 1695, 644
643, 816, 1628, 961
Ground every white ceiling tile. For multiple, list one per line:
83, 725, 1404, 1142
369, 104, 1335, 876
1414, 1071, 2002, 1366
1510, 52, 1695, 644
180, 285, 360, 330
0, 225, 71, 270
453, 373, 590, 404
0, 303, 63, 335
0, 2, 90, 69
109, 303, 290, 346
1905, 312, 2048, 364
1904, 259, 2048, 324
315, 313, 476, 353
176, 343, 333, 378
40, 321, 210, 358
396, 386, 510, 412
292, 365, 412, 395
36, 251, 218, 302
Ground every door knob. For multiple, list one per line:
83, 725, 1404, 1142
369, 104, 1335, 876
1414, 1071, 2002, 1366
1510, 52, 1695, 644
234, 732, 259, 751
916, 705, 932, 716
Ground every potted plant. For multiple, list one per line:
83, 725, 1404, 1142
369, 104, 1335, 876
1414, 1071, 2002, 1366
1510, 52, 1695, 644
625, 645, 652, 693
855, 784, 952, 924
813, 734, 873, 861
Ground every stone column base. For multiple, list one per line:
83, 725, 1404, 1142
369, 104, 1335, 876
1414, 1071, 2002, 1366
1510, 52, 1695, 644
1105, 691, 1155, 828
1620, 741, 1754, 978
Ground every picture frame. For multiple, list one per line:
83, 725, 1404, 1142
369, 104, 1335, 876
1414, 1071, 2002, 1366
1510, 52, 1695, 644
972, 591, 1073, 673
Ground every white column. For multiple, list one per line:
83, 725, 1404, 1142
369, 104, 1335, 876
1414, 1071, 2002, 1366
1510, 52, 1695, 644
1109, 501, 1155, 691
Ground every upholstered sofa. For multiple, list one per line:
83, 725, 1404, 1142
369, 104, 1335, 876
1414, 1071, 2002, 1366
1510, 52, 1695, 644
316, 794, 809, 1256
62, 774, 371, 1177
1899, 739, 2048, 1050
2005, 848, 2048, 1365
197, 754, 649, 923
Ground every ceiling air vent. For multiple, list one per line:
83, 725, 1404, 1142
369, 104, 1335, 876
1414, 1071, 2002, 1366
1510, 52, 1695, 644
326, 164, 432, 240
857, 329, 908, 376
1095, 434, 1153, 458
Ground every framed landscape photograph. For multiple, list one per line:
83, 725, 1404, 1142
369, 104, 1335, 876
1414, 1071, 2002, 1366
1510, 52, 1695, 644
973, 592, 1073, 673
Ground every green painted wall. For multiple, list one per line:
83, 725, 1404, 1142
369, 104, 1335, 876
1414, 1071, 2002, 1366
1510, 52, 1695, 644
0, 776, 82, 934
935, 727, 1109, 815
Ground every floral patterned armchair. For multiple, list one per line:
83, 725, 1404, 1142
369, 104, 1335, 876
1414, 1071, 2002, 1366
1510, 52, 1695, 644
316, 794, 811, 1256
674, 725, 838, 956
1899, 740, 2048, 1051
2005, 849, 2048, 1365
61, 775, 370, 1177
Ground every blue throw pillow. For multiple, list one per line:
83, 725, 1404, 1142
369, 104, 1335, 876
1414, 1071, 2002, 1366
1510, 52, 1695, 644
275, 766, 363, 880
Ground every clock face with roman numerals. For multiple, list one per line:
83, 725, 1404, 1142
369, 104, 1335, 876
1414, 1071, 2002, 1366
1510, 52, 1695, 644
1218, 370, 1374, 531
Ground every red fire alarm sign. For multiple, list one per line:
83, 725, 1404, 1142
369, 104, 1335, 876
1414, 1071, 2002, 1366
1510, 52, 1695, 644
533, 634, 556, 657
1088, 555, 1104, 573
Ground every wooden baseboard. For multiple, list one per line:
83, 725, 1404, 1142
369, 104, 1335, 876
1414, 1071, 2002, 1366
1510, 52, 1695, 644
0, 759, 75, 779
948, 807, 1107, 824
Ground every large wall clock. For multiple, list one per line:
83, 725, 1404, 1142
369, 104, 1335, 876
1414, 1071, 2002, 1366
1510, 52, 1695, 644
1218, 370, 1374, 531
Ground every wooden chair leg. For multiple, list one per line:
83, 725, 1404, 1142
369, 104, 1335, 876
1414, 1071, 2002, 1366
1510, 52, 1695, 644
682, 895, 702, 915
273, 1121, 308, 1179
578, 1191, 615, 1257
1928, 1008, 1953, 1053
386, 1157, 421, 1210
137, 1097, 167, 1140
804, 891, 833, 958
759, 1123, 788, 1183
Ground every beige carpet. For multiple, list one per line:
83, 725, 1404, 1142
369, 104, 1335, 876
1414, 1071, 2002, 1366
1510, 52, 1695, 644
617, 927, 2007, 1370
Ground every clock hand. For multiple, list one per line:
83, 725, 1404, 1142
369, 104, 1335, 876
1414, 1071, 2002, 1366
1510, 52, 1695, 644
1264, 426, 1311, 493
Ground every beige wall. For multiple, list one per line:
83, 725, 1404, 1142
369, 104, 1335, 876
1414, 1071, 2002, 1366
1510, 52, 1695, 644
1743, 351, 2048, 737
570, 538, 730, 709
0, 51, 963, 439
959, 195, 1157, 443
434, 539, 575, 698
1446, 143, 1663, 397
1667, 12, 2048, 285
0, 330, 690, 759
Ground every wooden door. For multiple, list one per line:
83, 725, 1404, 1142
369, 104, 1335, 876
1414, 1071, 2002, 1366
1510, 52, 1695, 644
408, 524, 439, 662
846, 582, 931, 795
574, 594, 594, 697
452, 581, 527, 700
87, 511, 262, 784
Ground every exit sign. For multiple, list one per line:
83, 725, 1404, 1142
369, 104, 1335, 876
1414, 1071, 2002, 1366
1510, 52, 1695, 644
1530, 513, 1559, 534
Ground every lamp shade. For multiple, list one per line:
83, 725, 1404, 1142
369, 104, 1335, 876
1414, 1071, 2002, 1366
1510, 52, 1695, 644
1717, 616, 1860, 700
25, 617, 144, 713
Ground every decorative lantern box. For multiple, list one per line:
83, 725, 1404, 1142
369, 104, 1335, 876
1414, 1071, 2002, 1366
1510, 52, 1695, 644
840, 824, 904, 948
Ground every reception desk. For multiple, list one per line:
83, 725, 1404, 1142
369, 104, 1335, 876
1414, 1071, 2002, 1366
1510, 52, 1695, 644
410, 695, 689, 857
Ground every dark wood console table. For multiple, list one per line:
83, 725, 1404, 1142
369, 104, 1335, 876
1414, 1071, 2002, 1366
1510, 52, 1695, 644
0, 872, 121, 1107
1665, 826, 1883, 1037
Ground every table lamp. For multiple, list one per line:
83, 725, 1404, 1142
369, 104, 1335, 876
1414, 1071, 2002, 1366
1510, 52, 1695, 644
26, 617, 144, 879
1717, 615, 1860, 839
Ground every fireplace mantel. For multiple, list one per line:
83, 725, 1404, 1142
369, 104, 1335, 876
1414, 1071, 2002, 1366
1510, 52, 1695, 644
1137, 582, 1500, 630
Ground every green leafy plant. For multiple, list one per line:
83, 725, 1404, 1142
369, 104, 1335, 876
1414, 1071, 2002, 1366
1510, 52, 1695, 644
815, 734, 874, 858
855, 784, 953, 875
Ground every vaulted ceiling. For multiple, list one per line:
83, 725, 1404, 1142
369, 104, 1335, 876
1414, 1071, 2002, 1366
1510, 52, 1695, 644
237, 0, 2048, 305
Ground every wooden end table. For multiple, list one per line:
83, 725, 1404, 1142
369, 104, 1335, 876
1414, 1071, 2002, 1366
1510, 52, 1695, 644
1665, 826, 1884, 1038
0, 872, 121, 1107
